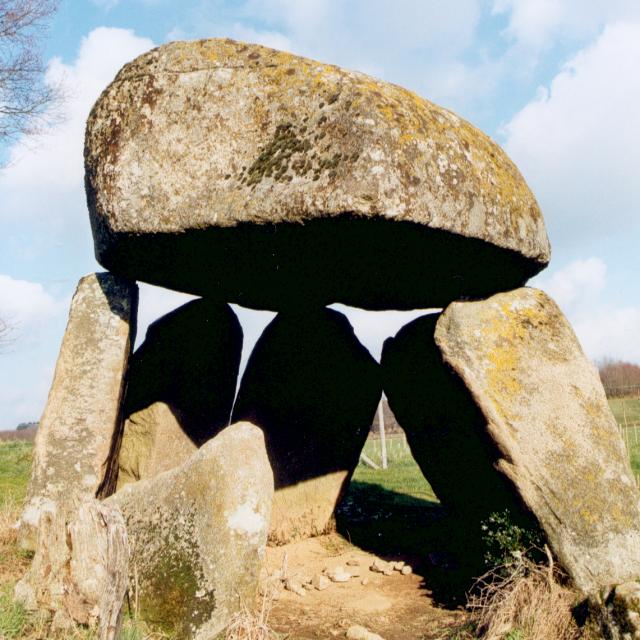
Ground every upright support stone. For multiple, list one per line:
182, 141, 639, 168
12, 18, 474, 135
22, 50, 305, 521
382, 288, 640, 592
106, 422, 273, 639
233, 307, 381, 543
19, 272, 137, 549
106, 299, 242, 492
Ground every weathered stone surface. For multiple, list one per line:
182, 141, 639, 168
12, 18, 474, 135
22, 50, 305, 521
15, 497, 129, 640
116, 402, 197, 490
106, 422, 273, 639
383, 288, 640, 592
19, 273, 137, 549
85, 38, 549, 310
104, 299, 242, 492
232, 308, 381, 543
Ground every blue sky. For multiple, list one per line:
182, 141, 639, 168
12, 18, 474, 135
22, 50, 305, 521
1, 0, 639, 427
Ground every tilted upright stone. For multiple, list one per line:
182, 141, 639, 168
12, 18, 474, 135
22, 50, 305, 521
103, 299, 242, 493
383, 288, 640, 592
106, 422, 273, 639
19, 273, 137, 549
233, 308, 381, 543
85, 39, 549, 310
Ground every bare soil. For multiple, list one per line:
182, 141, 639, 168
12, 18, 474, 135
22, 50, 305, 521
265, 534, 466, 639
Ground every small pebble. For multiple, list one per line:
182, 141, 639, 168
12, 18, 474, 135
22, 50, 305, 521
346, 624, 385, 640
312, 574, 330, 591
361, 577, 369, 586
284, 579, 306, 596
401, 565, 413, 575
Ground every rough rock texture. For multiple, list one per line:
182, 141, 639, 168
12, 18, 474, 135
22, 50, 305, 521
102, 299, 242, 493
116, 402, 197, 490
15, 497, 129, 640
587, 582, 640, 639
383, 288, 640, 593
85, 38, 549, 310
106, 422, 273, 639
19, 273, 137, 549
232, 308, 381, 543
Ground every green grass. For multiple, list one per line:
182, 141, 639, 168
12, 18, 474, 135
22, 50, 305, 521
0, 441, 32, 506
353, 434, 437, 503
0, 586, 27, 639
608, 397, 640, 425
608, 397, 640, 476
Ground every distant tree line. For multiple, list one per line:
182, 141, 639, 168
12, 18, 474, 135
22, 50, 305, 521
16, 421, 38, 430
598, 359, 640, 397
370, 399, 404, 434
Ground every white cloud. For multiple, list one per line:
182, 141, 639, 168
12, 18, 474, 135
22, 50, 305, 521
0, 274, 61, 328
533, 257, 606, 313
535, 258, 640, 364
493, 0, 564, 50
574, 306, 640, 364
503, 22, 640, 248
0, 27, 155, 223
493, 0, 640, 52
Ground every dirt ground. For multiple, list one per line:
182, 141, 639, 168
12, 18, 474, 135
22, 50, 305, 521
264, 534, 467, 640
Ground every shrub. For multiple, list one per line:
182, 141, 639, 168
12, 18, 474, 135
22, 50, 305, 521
481, 510, 544, 575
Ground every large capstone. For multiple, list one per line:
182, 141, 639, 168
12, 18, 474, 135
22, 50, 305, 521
19, 273, 137, 550
103, 299, 242, 493
232, 307, 381, 543
106, 422, 273, 639
85, 39, 550, 311
383, 288, 640, 592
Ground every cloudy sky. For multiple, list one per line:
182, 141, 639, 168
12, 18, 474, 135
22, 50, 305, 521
1, 0, 639, 427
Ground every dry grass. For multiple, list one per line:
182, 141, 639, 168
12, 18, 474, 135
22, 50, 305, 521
466, 548, 579, 640
225, 580, 282, 640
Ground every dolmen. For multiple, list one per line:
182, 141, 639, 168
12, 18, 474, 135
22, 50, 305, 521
16, 38, 640, 638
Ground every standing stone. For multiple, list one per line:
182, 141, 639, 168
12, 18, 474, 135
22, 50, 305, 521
383, 288, 640, 592
19, 273, 137, 550
106, 422, 273, 639
85, 39, 549, 311
232, 307, 381, 543
104, 299, 242, 492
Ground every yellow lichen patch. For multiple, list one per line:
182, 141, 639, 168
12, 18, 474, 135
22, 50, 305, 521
481, 298, 547, 399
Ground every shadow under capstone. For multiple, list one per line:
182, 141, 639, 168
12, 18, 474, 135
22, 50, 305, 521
97, 215, 544, 312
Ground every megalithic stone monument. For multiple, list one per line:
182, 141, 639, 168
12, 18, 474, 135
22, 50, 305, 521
16, 37, 640, 638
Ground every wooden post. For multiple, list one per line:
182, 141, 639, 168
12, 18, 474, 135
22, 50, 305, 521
378, 398, 388, 470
